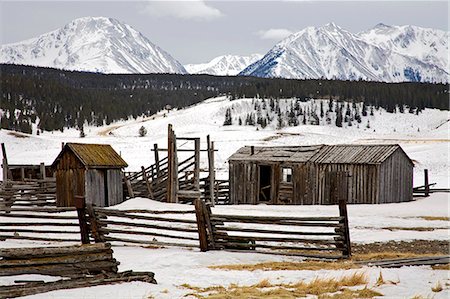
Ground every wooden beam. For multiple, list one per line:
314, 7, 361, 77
75, 196, 90, 244
207, 135, 215, 206
424, 169, 429, 197
194, 138, 200, 191
194, 199, 208, 252
40, 163, 46, 180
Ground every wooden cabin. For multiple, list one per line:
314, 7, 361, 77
228, 144, 413, 205
52, 143, 128, 207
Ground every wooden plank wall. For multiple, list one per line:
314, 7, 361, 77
55, 151, 85, 207
379, 149, 413, 203
107, 170, 124, 206
315, 163, 379, 204
85, 170, 105, 207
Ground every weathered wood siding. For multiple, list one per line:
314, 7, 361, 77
85, 169, 106, 207
106, 169, 124, 206
55, 150, 85, 207
229, 147, 413, 205
315, 163, 379, 204
378, 148, 413, 203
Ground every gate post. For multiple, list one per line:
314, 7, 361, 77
337, 172, 351, 257
75, 195, 90, 244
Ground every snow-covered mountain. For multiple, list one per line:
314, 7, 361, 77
240, 23, 449, 83
0, 16, 187, 74
185, 54, 262, 76
359, 23, 449, 72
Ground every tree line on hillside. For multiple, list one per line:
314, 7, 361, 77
0, 64, 448, 134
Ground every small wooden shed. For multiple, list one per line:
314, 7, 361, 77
228, 144, 413, 205
52, 143, 128, 207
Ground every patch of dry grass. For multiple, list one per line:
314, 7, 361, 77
383, 226, 445, 232
7, 131, 29, 138
208, 260, 359, 271
181, 272, 382, 299
352, 251, 441, 261
417, 216, 450, 221
431, 263, 450, 270
431, 281, 443, 293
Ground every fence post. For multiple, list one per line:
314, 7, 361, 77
194, 199, 209, 251
424, 169, 429, 197
337, 172, 351, 258
86, 204, 105, 243
75, 196, 90, 244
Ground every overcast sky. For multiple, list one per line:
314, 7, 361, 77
0, 1, 448, 64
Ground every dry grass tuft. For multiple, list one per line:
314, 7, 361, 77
432, 263, 450, 270
382, 226, 443, 232
180, 272, 381, 298
431, 281, 443, 293
376, 272, 384, 286
319, 287, 383, 299
418, 216, 450, 221
209, 260, 359, 271
352, 251, 440, 261
8, 131, 29, 138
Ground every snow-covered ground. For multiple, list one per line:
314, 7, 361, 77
0, 96, 449, 298
1, 195, 449, 298
1, 96, 448, 186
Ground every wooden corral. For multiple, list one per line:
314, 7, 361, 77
228, 144, 413, 205
52, 143, 128, 207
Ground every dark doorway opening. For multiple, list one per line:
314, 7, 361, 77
103, 170, 109, 207
259, 165, 272, 202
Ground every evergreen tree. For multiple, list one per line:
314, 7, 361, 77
335, 105, 343, 127
362, 102, 368, 117
139, 126, 147, 137
328, 97, 333, 112
223, 108, 232, 126
277, 110, 284, 129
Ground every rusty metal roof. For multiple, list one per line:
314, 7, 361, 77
229, 144, 412, 165
309, 144, 409, 164
52, 143, 128, 168
228, 145, 324, 162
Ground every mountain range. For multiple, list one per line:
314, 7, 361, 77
184, 54, 262, 76
240, 23, 449, 83
0, 17, 187, 74
1, 17, 448, 82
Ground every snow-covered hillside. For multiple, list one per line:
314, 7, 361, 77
185, 54, 262, 76
0, 17, 187, 74
240, 23, 449, 83
1, 96, 448, 187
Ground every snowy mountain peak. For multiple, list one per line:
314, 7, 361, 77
240, 23, 448, 83
184, 54, 262, 76
0, 16, 187, 74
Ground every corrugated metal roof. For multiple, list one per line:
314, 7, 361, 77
229, 144, 411, 165
228, 145, 324, 162
309, 144, 403, 164
52, 143, 128, 168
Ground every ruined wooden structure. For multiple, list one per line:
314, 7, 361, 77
1, 143, 54, 181
124, 125, 225, 204
52, 143, 128, 207
229, 144, 413, 205
0, 243, 156, 298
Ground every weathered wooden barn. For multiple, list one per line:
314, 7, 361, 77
52, 143, 128, 207
228, 144, 413, 205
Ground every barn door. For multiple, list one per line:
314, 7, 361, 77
324, 171, 349, 205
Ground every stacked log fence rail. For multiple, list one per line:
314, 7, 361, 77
195, 199, 351, 259
91, 207, 200, 248
0, 206, 84, 243
0, 179, 56, 210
